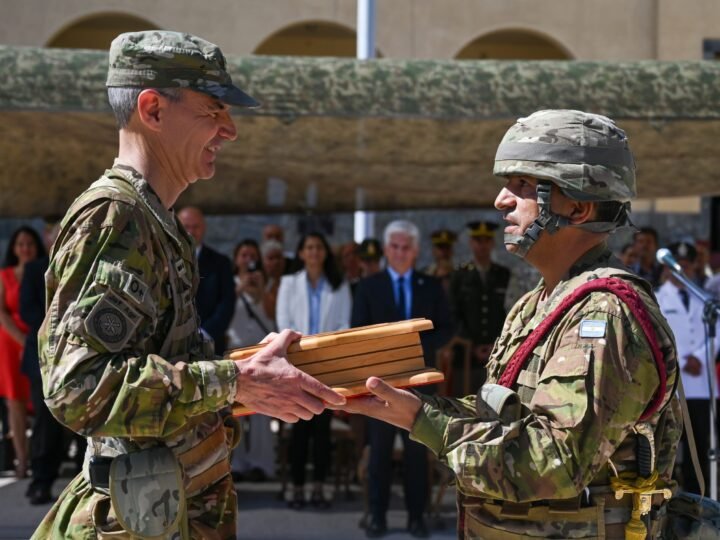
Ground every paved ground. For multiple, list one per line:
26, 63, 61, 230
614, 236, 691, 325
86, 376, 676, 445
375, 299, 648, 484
0, 472, 458, 540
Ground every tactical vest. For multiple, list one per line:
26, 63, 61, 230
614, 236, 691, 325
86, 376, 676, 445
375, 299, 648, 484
460, 268, 678, 539
62, 167, 234, 501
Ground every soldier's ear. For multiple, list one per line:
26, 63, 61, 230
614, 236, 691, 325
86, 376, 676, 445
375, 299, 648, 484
135, 89, 166, 132
568, 201, 595, 225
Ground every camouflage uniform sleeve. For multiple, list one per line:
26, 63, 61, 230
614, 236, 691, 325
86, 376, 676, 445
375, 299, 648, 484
410, 294, 664, 502
41, 199, 238, 439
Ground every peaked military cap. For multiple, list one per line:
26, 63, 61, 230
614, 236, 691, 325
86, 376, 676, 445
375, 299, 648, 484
668, 241, 698, 262
467, 221, 499, 238
358, 238, 382, 261
107, 30, 260, 108
430, 229, 457, 246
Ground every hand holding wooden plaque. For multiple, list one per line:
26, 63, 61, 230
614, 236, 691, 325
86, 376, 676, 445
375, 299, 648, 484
228, 318, 443, 416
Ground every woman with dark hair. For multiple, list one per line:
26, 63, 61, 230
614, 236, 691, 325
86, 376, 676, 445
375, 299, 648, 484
232, 238, 261, 276
276, 232, 352, 509
227, 255, 278, 483
0, 226, 44, 478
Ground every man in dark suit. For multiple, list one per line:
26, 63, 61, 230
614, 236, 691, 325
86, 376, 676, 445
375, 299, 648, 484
352, 220, 453, 538
178, 207, 235, 355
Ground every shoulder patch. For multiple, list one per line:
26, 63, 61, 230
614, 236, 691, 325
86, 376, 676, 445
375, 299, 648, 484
579, 319, 607, 338
84, 290, 142, 352
96, 260, 150, 307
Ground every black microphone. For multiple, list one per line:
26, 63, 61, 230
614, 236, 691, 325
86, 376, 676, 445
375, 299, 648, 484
656, 248, 681, 273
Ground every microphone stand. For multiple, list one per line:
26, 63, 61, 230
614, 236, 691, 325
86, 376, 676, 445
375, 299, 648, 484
667, 266, 720, 500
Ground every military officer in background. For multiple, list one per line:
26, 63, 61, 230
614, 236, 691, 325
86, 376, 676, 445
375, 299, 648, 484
337, 110, 681, 539
449, 221, 510, 389
358, 238, 383, 278
33, 31, 344, 539
424, 229, 457, 276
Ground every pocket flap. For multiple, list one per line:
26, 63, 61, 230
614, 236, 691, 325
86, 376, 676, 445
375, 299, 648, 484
538, 350, 590, 381
109, 447, 184, 539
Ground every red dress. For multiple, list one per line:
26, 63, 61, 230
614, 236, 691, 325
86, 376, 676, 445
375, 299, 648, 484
0, 266, 31, 401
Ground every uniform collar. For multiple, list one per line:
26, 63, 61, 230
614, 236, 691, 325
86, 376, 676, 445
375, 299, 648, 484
110, 160, 187, 248
566, 242, 617, 279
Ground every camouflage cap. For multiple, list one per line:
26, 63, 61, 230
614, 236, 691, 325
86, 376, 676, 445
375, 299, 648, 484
493, 109, 636, 203
106, 30, 259, 108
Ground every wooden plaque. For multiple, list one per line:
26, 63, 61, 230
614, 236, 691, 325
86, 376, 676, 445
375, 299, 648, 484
228, 318, 443, 416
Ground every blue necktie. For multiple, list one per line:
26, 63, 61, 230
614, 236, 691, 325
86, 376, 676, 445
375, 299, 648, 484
397, 276, 406, 320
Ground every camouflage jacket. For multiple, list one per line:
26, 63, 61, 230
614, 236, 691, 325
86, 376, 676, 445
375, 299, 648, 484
411, 243, 681, 535
36, 162, 239, 537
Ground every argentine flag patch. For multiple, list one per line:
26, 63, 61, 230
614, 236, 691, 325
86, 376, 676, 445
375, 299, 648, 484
579, 319, 607, 338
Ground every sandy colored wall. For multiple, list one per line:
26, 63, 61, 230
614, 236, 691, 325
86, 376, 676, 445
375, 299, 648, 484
0, 0, 713, 60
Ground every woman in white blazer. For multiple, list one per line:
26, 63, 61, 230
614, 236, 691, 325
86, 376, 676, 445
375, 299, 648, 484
276, 232, 351, 509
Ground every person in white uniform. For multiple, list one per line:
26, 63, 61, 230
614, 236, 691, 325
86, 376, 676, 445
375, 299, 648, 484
656, 241, 720, 494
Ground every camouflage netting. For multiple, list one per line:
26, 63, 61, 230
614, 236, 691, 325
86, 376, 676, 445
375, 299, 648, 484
2, 45, 720, 216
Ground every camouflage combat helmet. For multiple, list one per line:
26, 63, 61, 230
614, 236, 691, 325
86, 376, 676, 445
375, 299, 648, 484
493, 109, 636, 257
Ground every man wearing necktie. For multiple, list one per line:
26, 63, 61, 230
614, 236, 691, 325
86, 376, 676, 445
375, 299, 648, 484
656, 241, 720, 494
352, 220, 453, 538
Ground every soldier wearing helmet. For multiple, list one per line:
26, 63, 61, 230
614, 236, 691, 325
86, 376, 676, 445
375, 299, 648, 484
338, 110, 681, 539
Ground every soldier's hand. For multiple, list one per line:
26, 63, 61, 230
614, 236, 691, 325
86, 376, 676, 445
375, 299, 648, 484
331, 377, 422, 432
683, 355, 703, 376
234, 329, 346, 423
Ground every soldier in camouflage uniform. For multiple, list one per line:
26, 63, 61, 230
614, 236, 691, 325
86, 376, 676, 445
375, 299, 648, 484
33, 30, 345, 539
338, 110, 681, 539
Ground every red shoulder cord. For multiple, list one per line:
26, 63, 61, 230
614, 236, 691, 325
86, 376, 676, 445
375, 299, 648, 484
498, 277, 667, 421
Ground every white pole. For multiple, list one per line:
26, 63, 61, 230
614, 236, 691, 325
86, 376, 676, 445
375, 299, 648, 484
356, 0, 376, 60
354, 0, 376, 243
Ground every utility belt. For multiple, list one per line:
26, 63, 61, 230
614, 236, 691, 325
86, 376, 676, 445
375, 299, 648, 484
461, 489, 668, 540
87, 417, 238, 494
85, 415, 240, 539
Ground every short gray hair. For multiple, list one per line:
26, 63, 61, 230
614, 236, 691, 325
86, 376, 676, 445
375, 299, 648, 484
261, 239, 283, 257
383, 220, 420, 248
107, 87, 183, 129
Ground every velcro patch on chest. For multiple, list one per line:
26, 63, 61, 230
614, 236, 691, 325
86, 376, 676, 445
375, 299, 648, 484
84, 290, 142, 352
122, 273, 148, 305
579, 319, 607, 338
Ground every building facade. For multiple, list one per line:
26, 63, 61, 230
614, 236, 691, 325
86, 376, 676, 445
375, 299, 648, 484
1, 0, 716, 260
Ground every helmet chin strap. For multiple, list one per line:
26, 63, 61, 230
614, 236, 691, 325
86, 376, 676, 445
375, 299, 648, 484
504, 182, 569, 259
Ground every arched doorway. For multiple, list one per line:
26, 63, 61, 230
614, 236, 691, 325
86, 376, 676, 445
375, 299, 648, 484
46, 12, 157, 50
254, 21, 362, 57
455, 29, 573, 60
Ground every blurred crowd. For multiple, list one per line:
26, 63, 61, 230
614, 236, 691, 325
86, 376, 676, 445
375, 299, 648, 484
2, 212, 720, 524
